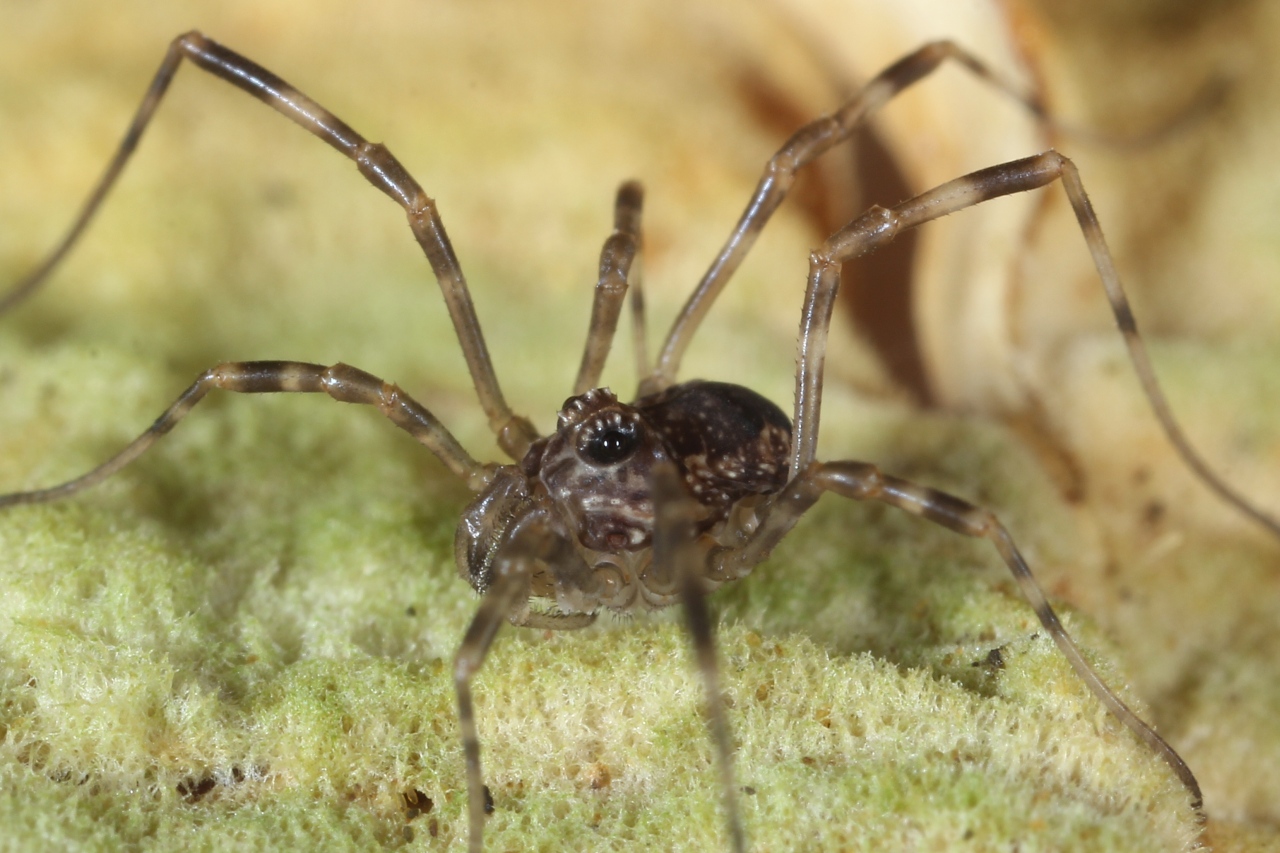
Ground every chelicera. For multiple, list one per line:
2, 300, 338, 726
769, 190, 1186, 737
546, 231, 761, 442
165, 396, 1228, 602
2, 31, 1275, 852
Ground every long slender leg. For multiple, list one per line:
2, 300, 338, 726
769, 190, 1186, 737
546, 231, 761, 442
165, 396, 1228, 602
453, 546, 532, 853
0, 360, 492, 508
788, 150, 1280, 537
572, 181, 643, 395
645, 41, 1042, 392
651, 462, 744, 853
628, 226, 651, 387
0, 31, 537, 459
712, 459, 1203, 810
453, 517, 575, 853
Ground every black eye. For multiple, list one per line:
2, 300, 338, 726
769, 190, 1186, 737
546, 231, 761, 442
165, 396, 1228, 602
580, 423, 639, 465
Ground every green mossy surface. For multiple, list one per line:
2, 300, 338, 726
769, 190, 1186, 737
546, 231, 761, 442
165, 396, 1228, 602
0, 351, 1204, 851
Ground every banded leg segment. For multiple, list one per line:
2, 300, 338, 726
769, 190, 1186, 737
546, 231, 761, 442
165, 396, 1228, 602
573, 181, 643, 395
788, 149, 1280, 538
0, 360, 491, 508
713, 459, 1203, 809
0, 31, 537, 458
648, 40, 1042, 391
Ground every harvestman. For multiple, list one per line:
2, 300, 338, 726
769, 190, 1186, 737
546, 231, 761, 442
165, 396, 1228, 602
2, 33, 1274, 852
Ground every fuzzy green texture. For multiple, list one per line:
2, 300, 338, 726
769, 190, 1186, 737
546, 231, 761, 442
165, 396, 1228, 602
0, 334, 1203, 851
2, 1, 1277, 851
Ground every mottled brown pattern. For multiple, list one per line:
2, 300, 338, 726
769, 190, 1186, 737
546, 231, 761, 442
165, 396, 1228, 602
493, 381, 792, 563
636, 381, 791, 514
534, 388, 669, 554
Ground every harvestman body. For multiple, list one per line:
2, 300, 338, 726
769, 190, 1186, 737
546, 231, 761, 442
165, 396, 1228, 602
2, 32, 1275, 851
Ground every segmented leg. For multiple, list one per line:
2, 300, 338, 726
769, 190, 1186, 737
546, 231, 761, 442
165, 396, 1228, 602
788, 149, 1280, 537
453, 543, 532, 853
652, 462, 744, 853
452, 515, 598, 853
628, 227, 652, 386
573, 181, 643, 395
713, 459, 1203, 809
646, 40, 1042, 392
0, 31, 537, 459
0, 360, 491, 508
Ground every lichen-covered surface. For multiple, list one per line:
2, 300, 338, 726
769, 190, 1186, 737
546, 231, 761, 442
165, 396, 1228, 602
0, 1, 1275, 850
